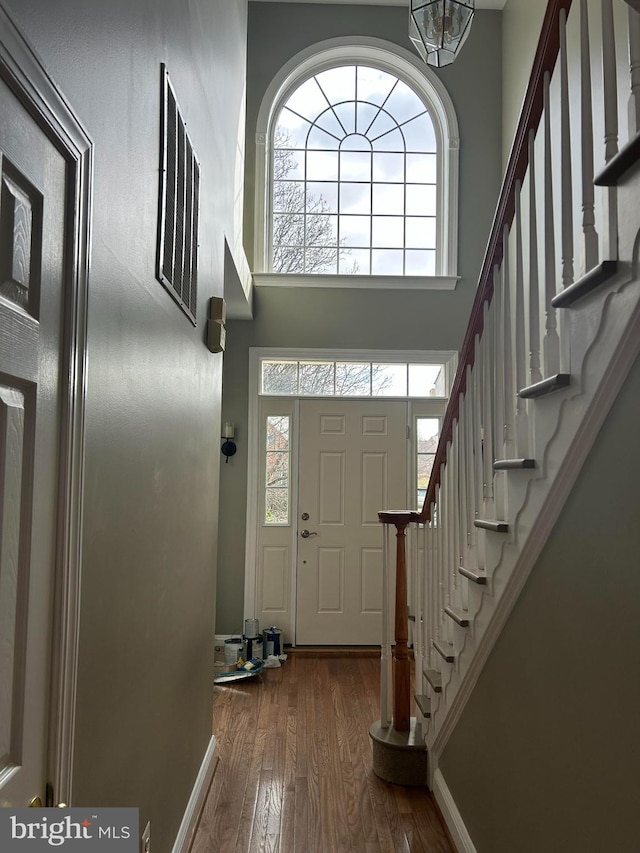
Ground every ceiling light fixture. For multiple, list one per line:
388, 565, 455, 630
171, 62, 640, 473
409, 0, 475, 68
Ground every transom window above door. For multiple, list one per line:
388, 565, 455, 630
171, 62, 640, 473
260, 358, 449, 398
271, 65, 437, 276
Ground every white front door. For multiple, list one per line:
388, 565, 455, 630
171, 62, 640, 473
0, 74, 68, 806
296, 400, 407, 645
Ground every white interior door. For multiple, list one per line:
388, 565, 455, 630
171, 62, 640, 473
296, 400, 407, 645
0, 75, 67, 806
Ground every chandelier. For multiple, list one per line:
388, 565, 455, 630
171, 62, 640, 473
409, 0, 475, 68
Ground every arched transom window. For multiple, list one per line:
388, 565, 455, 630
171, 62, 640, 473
271, 65, 438, 276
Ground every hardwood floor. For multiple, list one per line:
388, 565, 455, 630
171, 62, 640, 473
192, 654, 454, 853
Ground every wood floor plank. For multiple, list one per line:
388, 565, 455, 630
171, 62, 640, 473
194, 655, 455, 853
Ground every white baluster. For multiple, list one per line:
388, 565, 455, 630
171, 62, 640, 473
433, 480, 443, 639
429, 507, 437, 666
502, 225, 516, 460
628, 5, 640, 135
482, 300, 495, 508
411, 520, 422, 701
580, 0, 599, 272
439, 457, 448, 645
601, 0, 619, 260
528, 130, 543, 386
471, 339, 482, 512
420, 522, 427, 661
492, 264, 508, 521
514, 180, 529, 457
451, 420, 460, 610
457, 396, 469, 611
493, 264, 505, 460
472, 340, 486, 572
543, 72, 561, 377
445, 442, 454, 642
560, 8, 575, 290
422, 521, 430, 672
465, 363, 479, 570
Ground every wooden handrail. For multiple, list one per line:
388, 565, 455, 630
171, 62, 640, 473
420, 0, 573, 522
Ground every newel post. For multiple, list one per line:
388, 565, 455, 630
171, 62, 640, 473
378, 510, 417, 733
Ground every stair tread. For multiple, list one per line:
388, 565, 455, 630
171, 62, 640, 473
594, 130, 640, 186
459, 565, 487, 584
423, 668, 442, 692
475, 518, 509, 533
519, 373, 571, 399
432, 638, 456, 662
551, 260, 617, 308
414, 694, 432, 718
493, 458, 536, 470
444, 605, 470, 626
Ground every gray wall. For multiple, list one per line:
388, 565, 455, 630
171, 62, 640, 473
216, 3, 503, 634
3, 0, 247, 848
439, 352, 640, 853
501, 0, 546, 165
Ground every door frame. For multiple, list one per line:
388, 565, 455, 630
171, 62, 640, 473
244, 347, 456, 643
1, 5, 92, 804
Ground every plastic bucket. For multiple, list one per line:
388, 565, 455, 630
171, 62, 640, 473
224, 637, 243, 664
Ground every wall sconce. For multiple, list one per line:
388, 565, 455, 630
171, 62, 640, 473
221, 422, 237, 462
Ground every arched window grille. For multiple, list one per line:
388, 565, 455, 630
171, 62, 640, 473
253, 39, 460, 282
272, 65, 438, 276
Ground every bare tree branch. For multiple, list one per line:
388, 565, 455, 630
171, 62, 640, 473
272, 130, 359, 274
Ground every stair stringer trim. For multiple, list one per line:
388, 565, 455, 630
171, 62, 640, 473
426, 268, 640, 773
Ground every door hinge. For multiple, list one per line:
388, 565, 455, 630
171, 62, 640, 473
407, 425, 411, 440
46, 782, 54, 807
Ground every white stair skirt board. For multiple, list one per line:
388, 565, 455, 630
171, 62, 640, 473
432, 768, 477, 853
427, 260, 640, 762
172, 736, 218, 853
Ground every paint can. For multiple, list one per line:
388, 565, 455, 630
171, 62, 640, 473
263, 626, 283, 657
224, 637, 244, 665
244, 618, 260, 638
243, 634, 264, 661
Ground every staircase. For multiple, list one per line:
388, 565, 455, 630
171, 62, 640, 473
376, 0, 640, 796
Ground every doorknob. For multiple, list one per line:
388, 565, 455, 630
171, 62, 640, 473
29, 797, 68, 808
300, 529, 318, 538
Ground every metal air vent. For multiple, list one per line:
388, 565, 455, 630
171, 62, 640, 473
157, 64, 200, 324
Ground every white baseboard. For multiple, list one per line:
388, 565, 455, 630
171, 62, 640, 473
432, 768, 477, 853
172, 735, 219, 853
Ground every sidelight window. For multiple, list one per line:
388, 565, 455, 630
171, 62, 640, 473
265, 415, 291, 525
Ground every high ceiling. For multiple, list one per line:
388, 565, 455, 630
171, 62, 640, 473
249, 0, 506, 8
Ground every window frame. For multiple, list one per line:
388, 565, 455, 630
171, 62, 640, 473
253, 37, 460, 287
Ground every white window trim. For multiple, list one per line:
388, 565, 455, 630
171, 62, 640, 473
253, 36, 460, 283
243, 346, 457, 626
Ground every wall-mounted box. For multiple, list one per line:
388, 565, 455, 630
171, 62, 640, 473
207, 320, 226, 353
209, 296, 226, 325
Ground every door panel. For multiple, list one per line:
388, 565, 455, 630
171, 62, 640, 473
296, 400, 407, 645
0, 77, 66, 807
